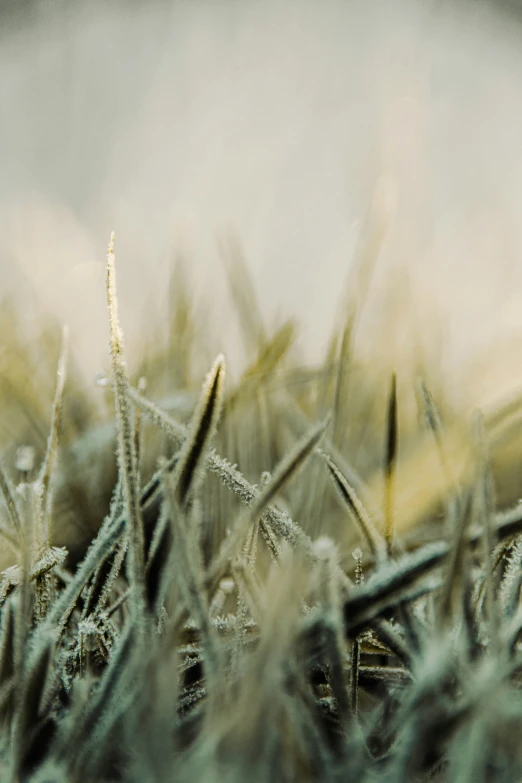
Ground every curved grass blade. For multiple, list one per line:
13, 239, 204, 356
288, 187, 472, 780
342, 542, 448, 636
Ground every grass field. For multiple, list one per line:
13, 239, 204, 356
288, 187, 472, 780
4, 1, 522, 780
0, 227, 522, 780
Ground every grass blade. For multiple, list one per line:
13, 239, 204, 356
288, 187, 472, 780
205, 416, 329, 589
219, 230, 266, 354
384, 372, 398, 558
321, 451, 385, 561
0, 462, 22, 543
172, 354, 226, 511
34, 324, 69, 553
106, 232, 145, 618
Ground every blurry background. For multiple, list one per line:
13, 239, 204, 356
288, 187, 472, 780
3, 0, 522, 567
2, 0, 522, 407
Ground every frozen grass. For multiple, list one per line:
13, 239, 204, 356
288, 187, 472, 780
3, 235, 522, 781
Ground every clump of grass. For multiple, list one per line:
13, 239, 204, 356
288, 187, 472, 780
3, 232, 522, 782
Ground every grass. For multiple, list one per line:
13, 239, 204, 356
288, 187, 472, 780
1, 231, 522, 781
